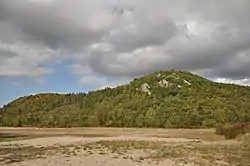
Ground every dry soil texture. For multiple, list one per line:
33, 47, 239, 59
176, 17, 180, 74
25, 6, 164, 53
0, 127, 249, 166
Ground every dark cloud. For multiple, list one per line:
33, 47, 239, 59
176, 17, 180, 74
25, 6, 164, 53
0, 0, 105, 52
1, 0, 250, 85
106, 15, 178, 52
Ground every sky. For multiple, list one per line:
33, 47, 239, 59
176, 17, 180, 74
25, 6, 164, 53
1, 0, 250, 106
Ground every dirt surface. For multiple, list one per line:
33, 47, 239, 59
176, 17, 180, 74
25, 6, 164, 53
0, 127, 248, 166
8, 154, 187, 166
0, 135, 201, 147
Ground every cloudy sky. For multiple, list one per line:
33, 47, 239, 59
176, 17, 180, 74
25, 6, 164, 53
1, 0, 250, 106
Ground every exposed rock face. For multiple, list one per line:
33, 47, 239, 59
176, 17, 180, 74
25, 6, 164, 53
141, 83, 151, 95
166, 73, 180, 80
159, 79, 170, 87
136, 72, 192, 95
184, 79, 191, 85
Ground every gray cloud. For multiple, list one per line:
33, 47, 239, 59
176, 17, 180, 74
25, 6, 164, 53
85, 0, 250, 81
106, 15, 177, 52
0, 0, 112, 77
187, 0, 250, 28
0, 0, 108, 51
1, 0, 250, 85
0, 40, 55, 77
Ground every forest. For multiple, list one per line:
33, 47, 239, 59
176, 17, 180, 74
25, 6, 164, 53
0, 70, 250, 128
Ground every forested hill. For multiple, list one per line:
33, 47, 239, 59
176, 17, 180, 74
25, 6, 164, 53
1, 70, 250, 128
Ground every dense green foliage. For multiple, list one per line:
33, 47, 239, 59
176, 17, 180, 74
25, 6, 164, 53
1, 70, 250, 128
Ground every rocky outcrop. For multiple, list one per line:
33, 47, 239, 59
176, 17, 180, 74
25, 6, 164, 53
140, 83, 151, 95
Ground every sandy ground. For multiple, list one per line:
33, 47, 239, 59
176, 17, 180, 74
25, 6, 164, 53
0, 135, 201, 147
8, 154, 196, 166
0, 136, 198, 166
0, 128, 242, 166
8, 154, 192, 166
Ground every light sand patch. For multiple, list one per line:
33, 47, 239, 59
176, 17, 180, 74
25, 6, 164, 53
7, 153, 194, 166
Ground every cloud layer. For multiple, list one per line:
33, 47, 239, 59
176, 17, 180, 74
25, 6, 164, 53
1, 0, 250, 85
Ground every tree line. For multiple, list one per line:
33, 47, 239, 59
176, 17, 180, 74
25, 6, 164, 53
0, 71, 250, 128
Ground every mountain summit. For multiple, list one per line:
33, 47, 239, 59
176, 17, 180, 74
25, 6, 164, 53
0, 70, 250, 128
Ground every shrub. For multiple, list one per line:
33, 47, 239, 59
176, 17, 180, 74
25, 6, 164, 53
215, 124, 229, 135
215, 123, 250, 139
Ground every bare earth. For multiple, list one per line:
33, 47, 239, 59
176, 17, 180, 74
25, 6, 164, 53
0, 127, 248, 166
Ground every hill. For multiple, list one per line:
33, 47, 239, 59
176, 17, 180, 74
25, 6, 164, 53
0, 70, 250, 128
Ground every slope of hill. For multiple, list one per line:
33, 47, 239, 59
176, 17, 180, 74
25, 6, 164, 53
0, 70, 250, 128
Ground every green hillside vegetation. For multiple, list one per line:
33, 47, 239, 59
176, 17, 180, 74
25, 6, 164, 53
0, 70, 250, 128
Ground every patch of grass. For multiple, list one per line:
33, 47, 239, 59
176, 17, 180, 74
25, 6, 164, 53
152, 148, 183, 159
94, 140, 164, 152
0, 132, 113, 144
0, 145, 53, 164
195, 143, 250, 165
79, 140, 250, 165
0, 144, 74, 164
0, 134, 31, 142
149, 129, 225, 142
79, 141, 187, 163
